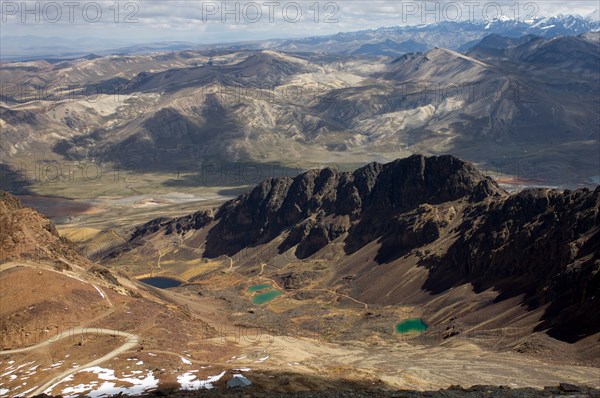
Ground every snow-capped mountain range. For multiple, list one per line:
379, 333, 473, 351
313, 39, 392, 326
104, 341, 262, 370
249, 14, 600, 55
2, 14, 599, 60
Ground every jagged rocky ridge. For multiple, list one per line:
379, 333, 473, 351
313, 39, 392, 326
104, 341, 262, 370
124, 155, 600, 341
203, 155, 504, 256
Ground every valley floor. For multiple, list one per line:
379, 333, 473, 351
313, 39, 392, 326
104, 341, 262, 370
2, 262, 598, 397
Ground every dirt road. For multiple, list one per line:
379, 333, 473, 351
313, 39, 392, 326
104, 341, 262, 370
0, 327, 142, 396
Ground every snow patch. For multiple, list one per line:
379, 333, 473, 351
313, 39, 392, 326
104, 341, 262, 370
180, 356, 192, 365
92, 285, 105, 299
177, 370, 226, 390
17, 386, 37, 396
1, 361, 35, 377
50, 366, 158, 398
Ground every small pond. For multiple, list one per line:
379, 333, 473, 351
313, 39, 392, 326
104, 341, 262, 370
395, 318, 428, 334
139, 276, 182, 289
252, 289, 283, 305
247, 283, 272, 293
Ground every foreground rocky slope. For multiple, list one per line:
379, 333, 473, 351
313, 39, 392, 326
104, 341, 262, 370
0, 193, 224, 397
0, 191, 87, 269
113, 384, 600, 398
119, 155, 600, 342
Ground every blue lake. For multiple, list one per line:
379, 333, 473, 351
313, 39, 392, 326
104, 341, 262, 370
139, 276, 182, 289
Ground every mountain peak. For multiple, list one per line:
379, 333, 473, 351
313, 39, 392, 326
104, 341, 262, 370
233, 50, 312, 78
199, 155, 503, 257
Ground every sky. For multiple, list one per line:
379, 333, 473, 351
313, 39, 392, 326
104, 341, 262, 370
1, 0, 599, 45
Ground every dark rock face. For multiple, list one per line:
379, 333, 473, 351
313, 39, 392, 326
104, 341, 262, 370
281, 216, 351, 259
423, 187, 600, 342
363, 155, 495, 211
131, 210, 213, 239
205, 155, 495, 257
100, 382, 600, 397
371, 204, 453, 263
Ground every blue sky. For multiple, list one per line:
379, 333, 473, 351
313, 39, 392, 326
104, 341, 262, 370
1, 0, 599, 45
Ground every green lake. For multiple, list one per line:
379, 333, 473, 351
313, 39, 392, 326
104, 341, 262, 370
252, 289, 283, 305
395, 319, 428, 334
247, 283, 272, 293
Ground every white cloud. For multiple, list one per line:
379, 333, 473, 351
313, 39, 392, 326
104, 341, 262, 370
1, 0, 598, 44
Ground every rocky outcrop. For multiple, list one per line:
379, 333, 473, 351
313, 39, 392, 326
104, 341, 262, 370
0, 191, 78, 269
371, 204, 457, 263
131, 209, 214, 239
205, 155, 497, 257
281, 216, 351, 259
0, 191, 22, 211
0, 192, 132, 290
274, 271, 320, 290
88, 264, 120, 286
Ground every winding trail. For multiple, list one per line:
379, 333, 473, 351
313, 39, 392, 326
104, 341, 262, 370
111, 229, 128, 243
0, 328, 141, 396
0, 262, 131, 395
225, 255, 234, 271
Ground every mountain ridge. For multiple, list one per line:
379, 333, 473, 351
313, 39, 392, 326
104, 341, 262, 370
3, 14, 599, 61
257, 15, 600, 56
